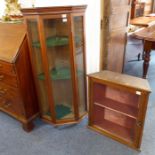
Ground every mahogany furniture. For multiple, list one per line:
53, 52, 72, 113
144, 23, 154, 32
131, 0, 145, 19
0, 23, 39, 132
21, 6, 87, 125
100, 0, 131, 72
88, 70, 151, 150
143, 0, 154, 15
133, 24, 155, 78
130, 16, 155, 27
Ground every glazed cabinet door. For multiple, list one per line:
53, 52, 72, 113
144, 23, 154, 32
40, 14, 75, 121
72, 14, 87, 117
26, 18, 51, 120
89, 78, 144, 149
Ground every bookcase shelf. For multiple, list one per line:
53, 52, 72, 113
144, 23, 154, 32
92, 104, 136, 143
38, 68, 82, 81
94, 98, 138, 119
45, 104, 72, 120
33, 36, 69, 48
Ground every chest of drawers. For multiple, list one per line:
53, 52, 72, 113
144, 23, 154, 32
0, 23, 39, 132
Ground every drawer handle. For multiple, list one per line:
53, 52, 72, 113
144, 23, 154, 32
0, 75, 4, 80
0, 88, 7, 95
4, 102, 11, 108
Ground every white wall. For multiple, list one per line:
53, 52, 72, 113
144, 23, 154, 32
0, 0, 100, 74
0, 0, 5, 17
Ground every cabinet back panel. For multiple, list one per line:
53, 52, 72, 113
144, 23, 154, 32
105, 86, 139, 108
104, 108, 136, 129
93, 83, 139, 108
92, 105, 136, 142
93, 105, 136, 129
93, 83, 106, 102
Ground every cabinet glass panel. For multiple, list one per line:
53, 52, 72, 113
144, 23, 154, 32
73, 16, 86, 116
27, 19, 51, 119
92, 83, 139, 142
43, 18, 74, 120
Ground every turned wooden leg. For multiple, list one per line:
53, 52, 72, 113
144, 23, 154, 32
22, 121, 34, 132
142, 40, 145, 60
143, 40, 152, 79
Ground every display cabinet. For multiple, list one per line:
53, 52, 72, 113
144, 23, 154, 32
21, 6, 87, 125
88, 70, 151, 150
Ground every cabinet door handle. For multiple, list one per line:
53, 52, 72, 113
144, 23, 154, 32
137, 121, 142, 127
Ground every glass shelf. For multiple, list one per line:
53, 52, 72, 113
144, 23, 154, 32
33, 36, 69, 48
46, 104, 72, 120
32, 36, 81, 48
38, 67, 82, 80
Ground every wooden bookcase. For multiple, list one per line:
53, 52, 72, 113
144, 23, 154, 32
88, 70, 151, 150
21, 6, 87, 125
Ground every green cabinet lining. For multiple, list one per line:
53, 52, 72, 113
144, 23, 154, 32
46, 104, 72, 119
33, 36, 69, 48
38, 67, 82, 80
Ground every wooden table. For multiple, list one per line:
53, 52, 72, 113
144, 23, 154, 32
133, 25, 155, 78
130, 16, 155, 27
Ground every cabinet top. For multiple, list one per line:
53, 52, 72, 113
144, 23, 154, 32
88, 70, 151, 92
0, 23, 26, 63
21, 5, 87, 16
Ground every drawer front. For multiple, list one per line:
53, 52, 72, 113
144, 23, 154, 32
0, 61, 16, 75
0, 84, 25, 117
0, 74, 18, 87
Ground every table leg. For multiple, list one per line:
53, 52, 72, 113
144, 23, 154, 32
143, 40, 152, 79
142, 40, 145, 60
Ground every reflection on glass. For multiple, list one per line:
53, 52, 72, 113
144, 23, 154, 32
92, 83, 138, 142
73, 16, 86, 116
27, 20, 51, 119
43, 18, 74, 120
